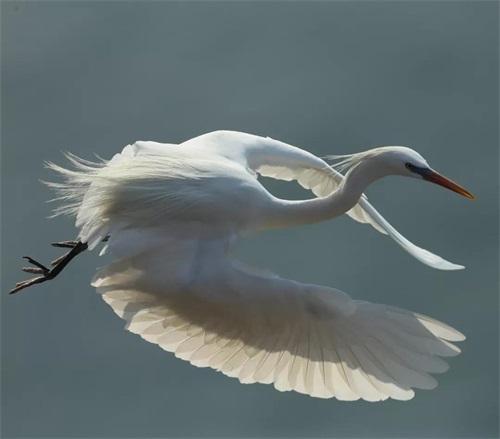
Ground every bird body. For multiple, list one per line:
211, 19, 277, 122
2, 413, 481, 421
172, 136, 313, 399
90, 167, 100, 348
38, 130, 473, 401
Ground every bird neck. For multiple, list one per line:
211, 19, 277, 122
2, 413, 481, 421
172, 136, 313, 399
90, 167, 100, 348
262, 162, 382, 229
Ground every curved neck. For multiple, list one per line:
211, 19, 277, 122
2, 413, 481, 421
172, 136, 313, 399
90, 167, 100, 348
261, 162, 382, 230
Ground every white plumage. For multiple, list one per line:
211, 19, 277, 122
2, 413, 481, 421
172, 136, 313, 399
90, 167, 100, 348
45, 130, 472, 401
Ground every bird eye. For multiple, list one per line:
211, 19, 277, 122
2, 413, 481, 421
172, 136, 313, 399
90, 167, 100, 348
405, 163, 414, 169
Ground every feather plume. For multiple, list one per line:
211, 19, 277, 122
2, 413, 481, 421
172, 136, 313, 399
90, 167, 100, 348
324, 148, 387, 174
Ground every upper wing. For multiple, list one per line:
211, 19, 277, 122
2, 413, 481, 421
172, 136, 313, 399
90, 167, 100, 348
181, 131, 464, 270
182, 131, 387, 234
93, 227, 464, 401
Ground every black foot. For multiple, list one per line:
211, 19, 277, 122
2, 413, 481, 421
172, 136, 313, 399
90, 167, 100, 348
10, 240, 88, 295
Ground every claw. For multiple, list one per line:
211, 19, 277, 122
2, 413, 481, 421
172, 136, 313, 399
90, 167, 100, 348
22, 256, 49, 272
11, 276, 48, 294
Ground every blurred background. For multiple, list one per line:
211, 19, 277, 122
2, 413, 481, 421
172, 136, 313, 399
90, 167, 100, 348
1, 1, 498, 437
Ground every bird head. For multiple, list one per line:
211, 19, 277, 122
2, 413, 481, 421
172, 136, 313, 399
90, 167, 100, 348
330, 146, 475, 199
380, 147, 475, 199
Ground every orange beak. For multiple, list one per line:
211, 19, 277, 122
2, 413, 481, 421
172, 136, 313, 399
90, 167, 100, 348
423, 169, 475, 199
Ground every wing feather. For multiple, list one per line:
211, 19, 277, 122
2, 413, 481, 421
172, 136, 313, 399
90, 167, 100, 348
92, 228, 464, 401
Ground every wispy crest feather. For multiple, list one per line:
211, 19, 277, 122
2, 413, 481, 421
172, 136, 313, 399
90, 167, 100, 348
325, 149, 386, 174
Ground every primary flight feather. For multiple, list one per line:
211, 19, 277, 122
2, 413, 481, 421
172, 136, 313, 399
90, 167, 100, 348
13, 130, 474, 401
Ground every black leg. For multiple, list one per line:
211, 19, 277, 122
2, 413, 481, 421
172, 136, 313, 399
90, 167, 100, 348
10, 241, 88, 294
51, 240, 80, 249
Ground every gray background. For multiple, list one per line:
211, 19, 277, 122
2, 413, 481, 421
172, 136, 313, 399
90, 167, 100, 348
1, 1, 498, 438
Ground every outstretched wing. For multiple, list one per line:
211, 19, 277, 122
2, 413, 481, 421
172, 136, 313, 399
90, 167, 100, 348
181, 131, 464, 270
93, 227, 464, 401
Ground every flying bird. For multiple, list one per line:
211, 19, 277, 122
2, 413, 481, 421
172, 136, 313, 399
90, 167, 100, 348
12, 130, 474, 401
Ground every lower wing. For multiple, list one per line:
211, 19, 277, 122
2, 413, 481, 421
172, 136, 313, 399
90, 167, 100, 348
92, 228, 465, 401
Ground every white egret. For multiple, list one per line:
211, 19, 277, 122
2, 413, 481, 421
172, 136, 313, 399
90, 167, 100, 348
12, 130, 474, 401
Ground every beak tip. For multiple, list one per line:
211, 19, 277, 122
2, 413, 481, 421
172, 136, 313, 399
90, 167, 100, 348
424, 170, 475, 201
